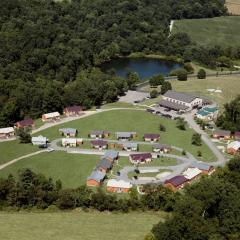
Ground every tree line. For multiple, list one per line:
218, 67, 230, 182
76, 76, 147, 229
151, 155, 240, 240
0, 168, 176, 212
0, 0, 228, 126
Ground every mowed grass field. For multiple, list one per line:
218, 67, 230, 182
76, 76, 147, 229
172, 16, 240, 47
0, 141, 38, 165
35, 110, 215, 161
0, 152, 101, 188
171, 75, 240, 110
0, 211, 163, 240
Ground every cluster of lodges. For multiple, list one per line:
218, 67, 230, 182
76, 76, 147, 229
60, 129, 172, 155
86, 150, 132, 193
42, 106, 83, 122
0, 105, 83, 139
165, 162, 215, 192
212, 130, 240, 155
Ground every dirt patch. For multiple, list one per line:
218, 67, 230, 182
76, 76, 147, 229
226, 0, 240, 15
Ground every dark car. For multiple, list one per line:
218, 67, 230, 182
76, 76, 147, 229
164, 108, 171, 112
162, 114, 172, 119
38, 144, 48, 149
146, 108, 155, 113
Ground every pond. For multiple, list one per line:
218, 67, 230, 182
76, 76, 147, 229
101, 57, 182, 80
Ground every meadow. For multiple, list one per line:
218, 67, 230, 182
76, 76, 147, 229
0, 141, 38, 165
0, 211, 164, 240
0, 151, 101, 188
172, 16, 240, 47
171, 75, 240, 110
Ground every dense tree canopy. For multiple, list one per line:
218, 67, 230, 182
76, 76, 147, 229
0, 0, 227, 126
216, 95, 240, 132
152, 156, 240, 240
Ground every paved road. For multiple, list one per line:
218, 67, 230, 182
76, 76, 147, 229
184, 112, 226, 166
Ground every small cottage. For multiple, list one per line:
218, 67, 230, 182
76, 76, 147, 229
183, 167, 202, 181
0, 127, 15, 139
42, 112, 60, 122
15, 118, 35, 129
234, 132, 240, 140
104, 150, 119, 162
90, 130, 110, 139
116, 132, 137, 141
64, 106, 83, 116
107, 179, 132, 193
212, 130, 231, 140
87, 170, 106, 187
227, 141, 240, 155
122, 142, 138, 151
153, 144, 171, 153
164, 175, 188, 192
91, 140, 108, 150
59, 128, 78, 137
190, 162, 215, 175
61, 138, 83, 147
144, 133, 160, 142
96, 158, 113, 173
31, 135, 48, 146
129, 153, 152, 164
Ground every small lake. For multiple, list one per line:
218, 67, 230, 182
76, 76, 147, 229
101, 58, 181, 80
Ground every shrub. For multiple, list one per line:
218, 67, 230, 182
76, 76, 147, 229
197, 69, 206, 79
177, 68, 188, 81
150, 89, 158, 98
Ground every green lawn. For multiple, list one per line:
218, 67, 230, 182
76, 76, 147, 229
0, 211, 164, 240
35, 110, 215, 161
171, 75, 240, 111
101, 102, 143, 109
172, 16, 240, 47
0, 141, 38, 165
0, 151, 100, 188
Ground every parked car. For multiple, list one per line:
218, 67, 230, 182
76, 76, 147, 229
47, 148, 55, 152
146, 108, 155, 113
162, 114, 172, 119
164, 108, 171, 112
39, 144, 48, 149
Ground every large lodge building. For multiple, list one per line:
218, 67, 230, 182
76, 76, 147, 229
159, 90, 203, 112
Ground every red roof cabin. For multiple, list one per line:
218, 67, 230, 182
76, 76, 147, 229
234, 132, 240, 140
164, 175, 188, 192
64, 105, 83, 116
144, 133, 160, 142
15, 119, 34, 129
129, 153, 152, 164
212, 130, 231, 140
91, 140, 108, 150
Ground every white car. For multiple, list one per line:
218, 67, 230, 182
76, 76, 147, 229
46, 148, 55, 153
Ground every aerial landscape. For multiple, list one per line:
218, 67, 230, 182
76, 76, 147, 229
0, 0, 240, 239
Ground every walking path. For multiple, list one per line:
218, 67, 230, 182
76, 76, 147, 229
0, 150, 46, 170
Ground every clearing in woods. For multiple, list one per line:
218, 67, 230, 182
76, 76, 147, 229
172, 16, 240, 47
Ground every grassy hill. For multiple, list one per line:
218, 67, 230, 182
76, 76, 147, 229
0, 211, 163, 240
172, 16, 240, 47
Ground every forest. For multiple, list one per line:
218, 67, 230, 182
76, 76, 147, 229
0, 0, 228, 126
